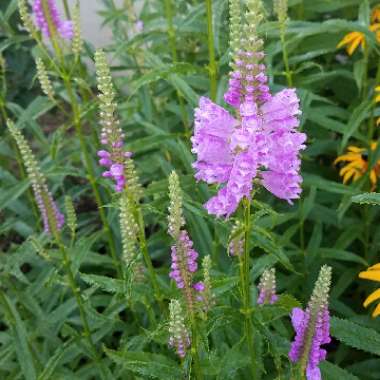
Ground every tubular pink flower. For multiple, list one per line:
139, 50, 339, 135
169, 230, 200, 311
33, 0, 73, 39
192, 88, 306, 216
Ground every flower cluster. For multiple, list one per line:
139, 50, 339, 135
289, 265, 332, 380
168, 172, 203, 311
334, 142, 380, 189
195, 255, 214, 313
191, 0, 306, 217
7, 121, 64, 235
95, 50, 141, 195
169, 231, 199, 290
32, 0, 73, 39
257, 268, 278, 305
168, 300, 191, 358
337, 6, 380, 56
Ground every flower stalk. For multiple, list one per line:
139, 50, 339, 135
205, 0, 217, 101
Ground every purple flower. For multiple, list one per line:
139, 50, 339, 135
169, 230, 200, 311
192, 31, 306, 218
192, 89, 306, 217
289, 266, 332, 380
135, 20, 144, 33
33, 0, 73, 39
169, 231, 199, 287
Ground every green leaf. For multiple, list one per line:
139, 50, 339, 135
352, 193, 380, 205
104, 348, 182, 379
0, 293, 37, 380
331, 317, 380, 356
340, 100, 372, 150
320, 361, 359, 380
80, 273, 125, 294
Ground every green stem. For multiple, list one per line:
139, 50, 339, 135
62, 0, 72, 19
280, 25, 293, 87
41, 3, 120, 276
240, 198, 256, 379
189, 312, 203, 380
362, 45, 370, 101
56, 240, 108, 379
163, 0, 189, 132
135, 205, 165, 312
205, 0, 217, 101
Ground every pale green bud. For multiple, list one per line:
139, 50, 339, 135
72, 2, 83, 56
119, 194, 139, 267
64, 196, 77, 237
168, 299, 190, 358
168, 171, 184, 239
35, 58, 54, 99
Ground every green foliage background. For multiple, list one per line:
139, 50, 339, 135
2, 0, 380, 379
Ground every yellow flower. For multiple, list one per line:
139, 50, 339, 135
372, 6, 380, 23
337, 31, 366, 55
334, 142, 380, 188
337, 23, 380, 55
359, 263, 380, 317
375, 86, 380, 126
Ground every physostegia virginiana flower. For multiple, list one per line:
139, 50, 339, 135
191, 0, 306, 217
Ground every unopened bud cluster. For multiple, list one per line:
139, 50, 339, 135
168, 171, 185, 239
119, 194, 139, 267
274, 0, 288, 26
228, 220, 244, 256
8, 121, 64, 235
257, 268, 278, 305
35, 58, 54, 99
168, 299, 190, 358
95, 50, 141, 195
72, 3, 83, 56
64, 196, 77, 237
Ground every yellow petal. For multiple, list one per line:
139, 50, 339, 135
370, 170, 378, 187
334, 154, 360, 164
337, 32, 361, 48
377, 117, 380, 126
359, 270, 380, 282
375, 86, 380, 92
348, 35, 364, 55
347, 146, 365, 153
375, 95, 380, 103
368, 263, 380, 271
343, 169, 356, 184
372, 8, 380, 23
373, 303, 380, 317
363, 289, 380, 307
353, 170, 362, 181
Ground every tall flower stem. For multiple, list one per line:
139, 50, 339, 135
189, 312, 203, 380
163, 0, 189, 132
40, 2, 120, 277
240, 198, 256, 379
280, 27, 292, 87
55, 237, 108, 379
63, 75, 121, 278
62, 0, 71, 19
134, 202, 165, 312
205, 0, 217, 101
